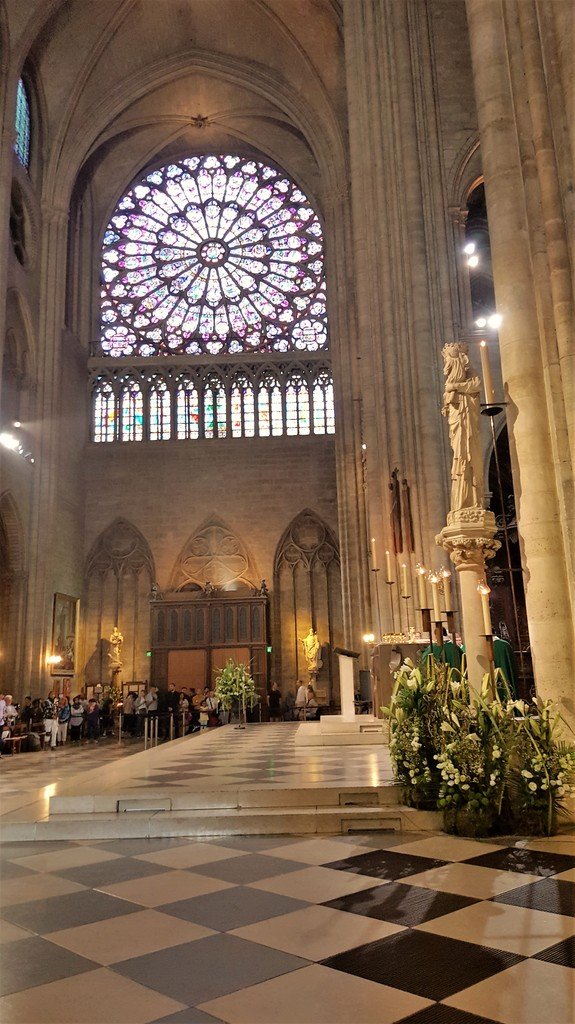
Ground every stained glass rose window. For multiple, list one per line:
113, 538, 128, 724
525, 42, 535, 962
100, 155, 328, 357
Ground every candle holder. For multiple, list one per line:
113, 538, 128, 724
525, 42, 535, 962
385, 580, 396, 633
371, 568, 383, 639
481, 633, 496, 692
401, 594, 412, 635
480, 401, 507, 418
420, 607, 433, 648
445, 610, 458, 649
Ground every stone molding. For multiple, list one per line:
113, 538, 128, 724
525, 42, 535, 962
436, 507, 500, 571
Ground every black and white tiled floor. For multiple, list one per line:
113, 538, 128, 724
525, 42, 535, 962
1, 830, 573, 1023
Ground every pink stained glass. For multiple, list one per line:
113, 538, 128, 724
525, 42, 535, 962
176, 379, 199, 439
120, 380, 143, 441
93, 381, 116, 442
149, 379, 171, 440
100, 156, 327, 356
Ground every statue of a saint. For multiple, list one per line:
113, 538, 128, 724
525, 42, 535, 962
441, 343, 484, 511
108, 626, 123, 670
300, 628, 322, 674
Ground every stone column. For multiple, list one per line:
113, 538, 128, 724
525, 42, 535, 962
343, 0, 455, 637
466, 0, 575, 726
438, 509, 500, 694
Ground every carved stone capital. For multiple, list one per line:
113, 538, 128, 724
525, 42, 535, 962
436, 507, 500, 572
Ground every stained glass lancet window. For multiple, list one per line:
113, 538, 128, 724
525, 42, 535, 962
100, 155, 328, 357
286, 371, 311, 435
14, 79, 31, 169
149, 376, 171, 440
204, 373, 226, 439
258, 372, 283, 437
313, 370, 335, 434
120, 378, 143, 441
93, 380, 116, 442
231, 373, 255, 438
176, 376, 199, 439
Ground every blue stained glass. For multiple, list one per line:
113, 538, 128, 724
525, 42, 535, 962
100, 155, 328, 356
14, 79, 31, 168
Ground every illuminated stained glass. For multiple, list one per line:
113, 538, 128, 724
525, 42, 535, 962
93, 380, 115, 442
100, 155, 327, 357
14, 79, 31, 169
258, 373, 283, 437
204, 374, 226, 438
176, 377, 199, 439
285, 372, 310, 435
149, 376, 171, 440
231, 374, 255, 438
313, 371, 335, 434
120, 378, 143, 441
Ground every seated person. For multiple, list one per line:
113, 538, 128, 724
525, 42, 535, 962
305, 685, 320, 721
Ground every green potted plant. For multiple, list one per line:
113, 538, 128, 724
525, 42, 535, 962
214, 659, 259, 730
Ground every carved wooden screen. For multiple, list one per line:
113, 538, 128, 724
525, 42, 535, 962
151, 593, 268, 696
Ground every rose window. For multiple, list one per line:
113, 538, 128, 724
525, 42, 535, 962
100, 155, 328, 357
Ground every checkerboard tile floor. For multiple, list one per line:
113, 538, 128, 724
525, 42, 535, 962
1, 830, 573, 1023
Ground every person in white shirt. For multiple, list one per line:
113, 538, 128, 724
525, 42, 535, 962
295, 679, 307, 720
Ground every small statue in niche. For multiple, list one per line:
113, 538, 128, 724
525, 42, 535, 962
150, 582, 163, 601
203, 581, 216, 596
258, 579, 269, 597
300, 628, 322, 675
108, 626, 123, 671
441, 342, 484, 512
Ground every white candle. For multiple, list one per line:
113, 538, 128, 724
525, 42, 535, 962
443, 574, 453, 612
371, 537, 377, 570
416, 568, 427, 608
479, 584, 492, 635
431, 578, 441, 622
480, 341, 496, 405
401, 563, 409, 596
385, 550, 393, 583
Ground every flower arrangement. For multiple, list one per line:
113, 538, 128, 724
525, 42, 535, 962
214, 659, 259, 713
509, 699, 575, 836
385, 657, 575, 837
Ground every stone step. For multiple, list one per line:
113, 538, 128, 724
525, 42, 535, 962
49, 782, 402, 816
1, 802, 442, 842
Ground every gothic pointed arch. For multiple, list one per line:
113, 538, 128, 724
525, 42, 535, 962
86, 517, 154, 581
83, 518, 155, 686
273, 508, 343, 703
170, 515, 260, 592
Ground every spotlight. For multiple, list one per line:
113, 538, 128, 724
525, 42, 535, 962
475, 317, 487, 328
463, 242, 476, 255
467, 254, 479, 268
0, 432, 19, 451
362, 633, 375, 644
13, 420, 21, 428
488, 313, 503, 329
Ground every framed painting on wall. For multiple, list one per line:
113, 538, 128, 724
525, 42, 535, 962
51, 593, 78, 675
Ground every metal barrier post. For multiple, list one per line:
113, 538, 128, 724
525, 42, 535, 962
169, 712, 174, 742
118, 712, 123, 744
153, 716, 158, 746
144, 715, 148, 750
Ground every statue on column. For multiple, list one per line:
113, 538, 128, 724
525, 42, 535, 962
441, 342, 484, 511
108, 626, 123, 673
300, 628, 322, 677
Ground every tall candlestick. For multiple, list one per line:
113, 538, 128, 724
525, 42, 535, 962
401, 563, 409, 596
385, 550, 393, 583
480, 340, 496, 405
478, 582, 492, 635
416, 565, 427, 608
371, 537, 377, 570
440, 570, 453, 612
430, 576, 441, 622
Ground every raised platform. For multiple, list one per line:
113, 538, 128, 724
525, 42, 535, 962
0, 723, 441, 842
294, 714, 388, 746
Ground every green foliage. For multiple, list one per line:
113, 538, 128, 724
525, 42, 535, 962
214, 659, 259, 711
385, 657, 575, 837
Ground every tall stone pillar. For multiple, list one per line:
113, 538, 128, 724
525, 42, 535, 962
343, 0, 454, 636
438, 509, 499, 693
466, 0, 575, 726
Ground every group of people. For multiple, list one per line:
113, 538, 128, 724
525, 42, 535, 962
119, 683, 221, 738
0, 690, 112, 755
267, 680, 320, 722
